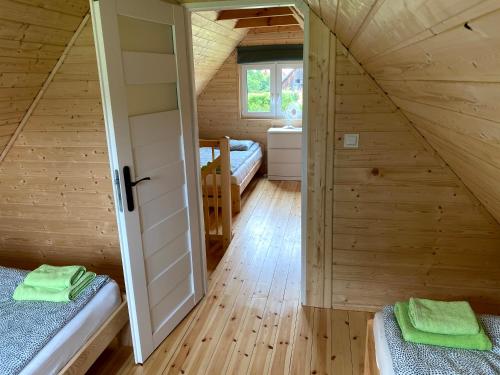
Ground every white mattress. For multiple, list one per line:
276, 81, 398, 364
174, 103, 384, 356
231, 144, 262, 185
374, 311, 396, 375
204, 144, 263, 186
20, 281, 121, 375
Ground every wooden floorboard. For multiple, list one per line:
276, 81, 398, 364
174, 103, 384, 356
89, 177, 372, 375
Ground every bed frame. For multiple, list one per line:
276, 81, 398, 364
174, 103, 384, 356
200, 137, 232, 251
58, 295, 129, 375
199, 137, 262, 251
231, 156, 262, 214
364, 319, 381, 375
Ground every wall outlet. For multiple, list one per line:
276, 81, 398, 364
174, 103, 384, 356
343, 133, 359, 148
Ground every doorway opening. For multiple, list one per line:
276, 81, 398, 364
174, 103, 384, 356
188, 4, 307, 280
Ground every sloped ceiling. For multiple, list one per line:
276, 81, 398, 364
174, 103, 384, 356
182, 0, 500, 224
191, 11, 247, 95
0, 0, 90, 155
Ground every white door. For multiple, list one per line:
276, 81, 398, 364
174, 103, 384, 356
90, 0, 205, 363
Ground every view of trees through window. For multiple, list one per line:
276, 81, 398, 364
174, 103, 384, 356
246, 68, 271, 112
243, 63, 303, 117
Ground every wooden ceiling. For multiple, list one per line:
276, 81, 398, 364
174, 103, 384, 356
0, 0, 90, 156
191, 11, 248, 95
216, 7, 302, 29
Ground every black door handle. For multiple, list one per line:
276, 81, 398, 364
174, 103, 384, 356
123, 166, 151, 212
130, 176, 151, 187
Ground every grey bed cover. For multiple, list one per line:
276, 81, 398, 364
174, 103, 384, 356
0, 266, 109, 375
383, 305, 500, 375
199, 141, 260, 174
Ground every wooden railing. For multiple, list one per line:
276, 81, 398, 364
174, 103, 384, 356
200, 137, 232, 251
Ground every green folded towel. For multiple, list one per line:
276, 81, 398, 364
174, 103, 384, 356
395, 301, 492, 351
23, 264, 86, 290
409, 297, 480, 335
13, 265, 96, 303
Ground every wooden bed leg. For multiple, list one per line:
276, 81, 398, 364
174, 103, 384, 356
364, 319, 380, 375
231, 185, 241, 214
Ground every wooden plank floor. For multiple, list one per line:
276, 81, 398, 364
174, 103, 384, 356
89, 177, 372, 374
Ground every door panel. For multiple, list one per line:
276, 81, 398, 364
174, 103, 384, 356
140, 187, 185, 231
91, 0, 204, 363
145, 232, 189, 281
142, 208, 189, 258
123, 52, 178, 84
136, 161, 186, 206
129, 110, 180, 147
150, 277, 193, 345
117, 15, 174, 53
133, 140, 182, 177
126, 84, 179, 116
148, 252, 192, 308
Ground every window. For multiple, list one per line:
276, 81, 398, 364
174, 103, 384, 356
241, 62, 303, 118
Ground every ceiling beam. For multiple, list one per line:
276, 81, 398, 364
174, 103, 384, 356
290, 6, 304, 29
234, 15, 299, 29
217, 7, 293, 21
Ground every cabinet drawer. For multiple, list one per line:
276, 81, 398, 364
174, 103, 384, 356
268, 162, 302, 178
267, 133, 302, 149
268, 148, 302, 164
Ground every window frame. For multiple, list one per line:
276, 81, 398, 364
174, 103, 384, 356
240, 61, 303, 119
240, 63, 275, 118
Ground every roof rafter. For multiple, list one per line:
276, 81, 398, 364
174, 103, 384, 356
234, 15, 299, 29
217, 7, 293, 21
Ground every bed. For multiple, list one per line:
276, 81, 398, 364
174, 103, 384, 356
0, 266, 128, 375
365, 307, 500, 375
199, 139, 263, 214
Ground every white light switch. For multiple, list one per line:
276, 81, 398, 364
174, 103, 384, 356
343, 133, 359, 148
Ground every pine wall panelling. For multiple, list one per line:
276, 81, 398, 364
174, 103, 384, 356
303, 11, 335, 308
330, 42, 500, 312
0, 0, 90, 154
0, 21, 123, 286
362, 7, 500, 223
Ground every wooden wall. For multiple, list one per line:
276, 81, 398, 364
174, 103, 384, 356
0, 20, 123, 286
303, 11, 337, 307
360, 6, 500, 224
196, 26, 304, 168
329, 42, 500, 311
191, 11, 247, 95
304, 0, 500, 228
302, 2, 500, 311
0, 0, 89, 155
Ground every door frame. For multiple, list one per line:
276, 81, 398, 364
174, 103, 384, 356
183, 0, 310, 305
